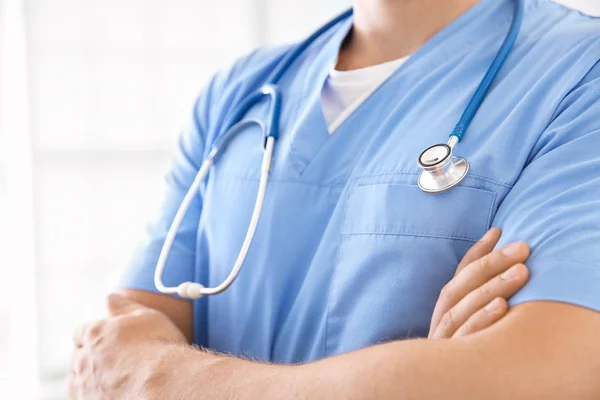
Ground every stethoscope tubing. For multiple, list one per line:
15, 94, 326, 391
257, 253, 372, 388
450, 0, 523, 141
155, 0, 523, 298
154, 120, 273, 299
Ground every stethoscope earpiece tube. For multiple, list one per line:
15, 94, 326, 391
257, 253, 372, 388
154, 157, 212, 298
154, 121, 275, 299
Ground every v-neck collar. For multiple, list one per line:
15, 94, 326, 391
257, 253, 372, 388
284, 18, 353, 175
285, 0, 514, 177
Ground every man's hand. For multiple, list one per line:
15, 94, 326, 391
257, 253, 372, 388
428, 227, 530, 339
67, 294, 187, 399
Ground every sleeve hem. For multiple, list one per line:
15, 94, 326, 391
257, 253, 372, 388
118, 246, 195, 300
509, 257, 600, 312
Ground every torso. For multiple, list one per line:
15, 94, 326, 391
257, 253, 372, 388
192, 0, 600, 362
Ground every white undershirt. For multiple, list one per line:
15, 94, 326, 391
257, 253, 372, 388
321, 56, 409, 134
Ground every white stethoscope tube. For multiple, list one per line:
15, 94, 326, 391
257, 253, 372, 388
154, 122, 274, 300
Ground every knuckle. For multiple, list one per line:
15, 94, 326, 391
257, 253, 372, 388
463, 313, 486, 336
464, 312, 489, 335
128, 307, 158, 321
457, 245, 483, 273
92, 334, 104, 347
457, 321, 474, 336
98, 348, 116, 367
476, 284, 493, 299
113, 314, 138, 330
439, 283, 455, 304
472, 256, 488, 273
439, 310, 456, 332
142, 308, 162, 319
468, 240, 487, 256
131, 308, 148, 318
112, 318, 135, 339
85, 320, 105, 341
139, 308, 167, 325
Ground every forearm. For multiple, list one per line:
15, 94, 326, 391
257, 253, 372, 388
146, 339, 509, 400
297, 338, 503, 399
295, 303, 600, 400
145, 343, 286, 399
147, 303, 599, 400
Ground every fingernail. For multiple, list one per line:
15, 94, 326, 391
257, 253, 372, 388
501, 265, 521, 280
501, 243, 522, 257
485, 298, 503, 312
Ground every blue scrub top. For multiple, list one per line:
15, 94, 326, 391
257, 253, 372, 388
122, 0, 600, 363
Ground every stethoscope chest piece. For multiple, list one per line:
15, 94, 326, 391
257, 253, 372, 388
417, 142, 469, 194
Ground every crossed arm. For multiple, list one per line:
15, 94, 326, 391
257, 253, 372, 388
133, 301, 598, 400
68, 229, 600, 399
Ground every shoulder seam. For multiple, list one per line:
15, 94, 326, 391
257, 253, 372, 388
523, 36, 600, 168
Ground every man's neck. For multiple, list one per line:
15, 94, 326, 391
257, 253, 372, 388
336, 0, 480, 71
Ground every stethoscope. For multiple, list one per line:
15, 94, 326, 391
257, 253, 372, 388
155, 0, 524, 299
418, 0, 523, 192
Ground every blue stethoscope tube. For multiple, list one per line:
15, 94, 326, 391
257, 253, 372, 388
451, 0, 524, 142
418, 0, 523, 193
156, 1, 524, 298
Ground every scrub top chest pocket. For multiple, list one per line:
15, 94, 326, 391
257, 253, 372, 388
326, 182, 496, 356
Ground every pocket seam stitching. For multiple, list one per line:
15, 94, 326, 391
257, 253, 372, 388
484, 190, 498, 231
342, 184, 496, 238
340, 232, 479, 243
324, 181, 354, 358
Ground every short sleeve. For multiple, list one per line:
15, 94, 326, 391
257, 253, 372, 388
118, 46, 290, 295
118, 98, 206, 294
118, 74, 219, 294
494, 62, 600, 311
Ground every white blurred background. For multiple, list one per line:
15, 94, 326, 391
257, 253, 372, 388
0, 0, 598, 398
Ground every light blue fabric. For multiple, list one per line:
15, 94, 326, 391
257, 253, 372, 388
121, 0, 600, 363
